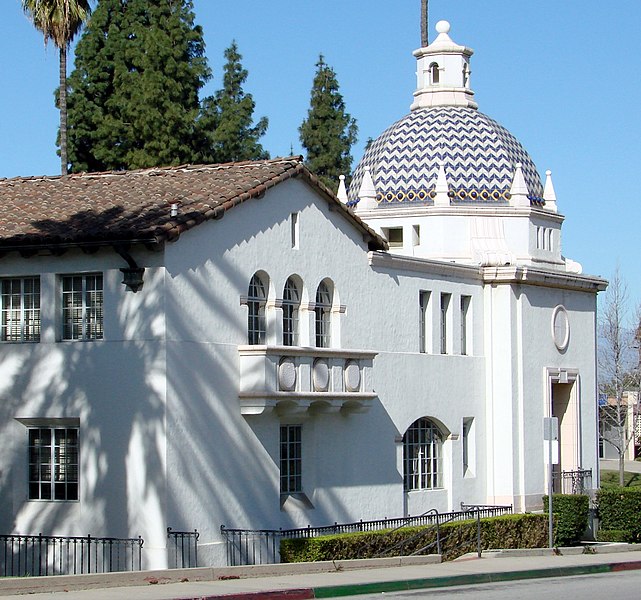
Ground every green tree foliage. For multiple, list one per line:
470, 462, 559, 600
198, 41, 268, 164
22, 0, 92, 174
299, 55, 357, 191
66, 0, 211, 172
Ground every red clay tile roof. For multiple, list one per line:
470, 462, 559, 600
0, 157, 387, 252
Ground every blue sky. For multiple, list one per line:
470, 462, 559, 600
2, 0, 640, 310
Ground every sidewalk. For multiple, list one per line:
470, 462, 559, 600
600, 458, 641, 474
1, 545, 641, 599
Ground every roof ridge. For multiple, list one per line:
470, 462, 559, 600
0, 156, 305, 185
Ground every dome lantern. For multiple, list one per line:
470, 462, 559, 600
411, 21, 477, 111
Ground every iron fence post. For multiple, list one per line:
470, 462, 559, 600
476, 510, 481, 558
87, 534, 92, 574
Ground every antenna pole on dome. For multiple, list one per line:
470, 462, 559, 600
420, 0, 429, 47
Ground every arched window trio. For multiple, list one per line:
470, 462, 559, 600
246, 272, 335, 348
247, 274, 449, 493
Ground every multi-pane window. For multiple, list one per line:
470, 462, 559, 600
460, 295, 471, 355
1, 277, 40, 342
28, 427, 79, 501
403, 418, 443, 491
61, 274, 103, 341
440, 293, 451, 354
282, 278, 300, 346
247, 274, 267, 345
280, 425, 302, 494
314, 281, 332, 348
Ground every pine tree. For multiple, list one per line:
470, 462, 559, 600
66, 0, 211, 172
198, 41, 268, 164
299, 55, 357, 191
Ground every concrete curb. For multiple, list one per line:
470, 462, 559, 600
3, 546, 641, 598
196, 560, 641, 600
0, 555, 441, 596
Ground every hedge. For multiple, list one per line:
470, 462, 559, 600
597, 487, 641, 542
280, 513, 548, 563
543, 494, 589, 546
596, 529, 633, 543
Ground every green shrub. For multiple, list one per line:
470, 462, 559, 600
543, 494, 589, 546
280, 513, 548, 563
597, 487, 641, 541
596, 529, 633, 543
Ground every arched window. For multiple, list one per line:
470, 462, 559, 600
314, 281, 332, 348
403, 418, 443, 490
282, 277, 300, 346
247, 274, 267, 344
429, 62, 440, 85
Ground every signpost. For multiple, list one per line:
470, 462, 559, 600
544, 417, 559, 548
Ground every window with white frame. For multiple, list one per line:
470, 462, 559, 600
382, 227, 403, 248
460, 295, 471, 355
403, 418, 443, 491
1, 277, 40, 342
440, 292, 451, 354
314, 281, 332, 348
291, 212, 299, 249
61, 274, 103, 341
28, 427, 79, 501
419, 290, 431, 353
282, 277, 300, 346
280, 425, 302, 494
247, 273, 267, 345
462, 417, 474, 476
429, 62, 440, 85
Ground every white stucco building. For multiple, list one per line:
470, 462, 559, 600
0, 21, 605, 568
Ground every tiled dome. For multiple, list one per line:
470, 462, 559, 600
348, 106, 544, 206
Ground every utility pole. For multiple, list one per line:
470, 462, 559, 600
421, 0, 429, 47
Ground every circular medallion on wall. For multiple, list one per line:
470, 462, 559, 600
278, 357, 297, 391
313, 359, 330, 392
344, 360, 361, 392
551, 305, 570, 351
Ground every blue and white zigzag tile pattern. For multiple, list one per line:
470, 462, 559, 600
348, 107, 544, 206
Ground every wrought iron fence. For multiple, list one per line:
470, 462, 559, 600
553, 469, 592, 494
0, 533, 143, 577
167, 527, 199, 568
221, 504, 512, 566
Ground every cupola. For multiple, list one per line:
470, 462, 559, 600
411, 20, 477, 111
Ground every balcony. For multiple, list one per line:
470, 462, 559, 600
238, 345, 377, 416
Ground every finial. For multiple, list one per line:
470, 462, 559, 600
356, 166, 378, 211
337, 175, 348, 203
435, 20, 450, 34
434, 163, 450, 207
509, 163, 530, 207
543, 169, 558, 212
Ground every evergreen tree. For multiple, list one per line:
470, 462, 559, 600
299, 55, 357, 191
198, 41, 268, 164
66, 0, 210, 172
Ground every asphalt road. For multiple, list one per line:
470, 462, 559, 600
354, 570, 641, 599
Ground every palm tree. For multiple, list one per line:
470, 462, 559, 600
420, 0, 428, 47
22, 0, 92, 175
